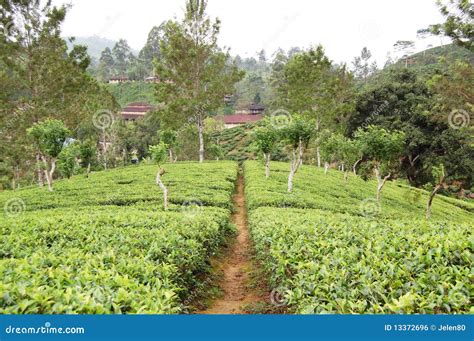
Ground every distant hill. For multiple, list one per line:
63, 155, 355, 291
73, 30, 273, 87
66, 36, 118, 60
387, 43, 473, 78
105, 82, 157, 107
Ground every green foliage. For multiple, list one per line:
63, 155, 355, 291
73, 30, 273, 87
0, 161, 238, 313
79, 140, 97, 167
148, 142, 169, 166
253, 122, 279, 155
27, 119, 70, 159
281, 115, 315, 149
245, 160, 472, 313
244, 161, 473, 221
355, 125, 405, 165
249, 207, 472, 314
57, 142, 80, 178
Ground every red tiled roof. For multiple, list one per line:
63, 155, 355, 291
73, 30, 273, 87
121, 102, 154, 114
219, 114, 263, 124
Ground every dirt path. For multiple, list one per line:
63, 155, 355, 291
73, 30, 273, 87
198, 173, 261, 314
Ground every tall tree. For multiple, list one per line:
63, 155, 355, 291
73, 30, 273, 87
0, 0, 116, 187
139, 23, 166, 75
422, 0, 473, 51
352, 47, 378, 80
155, 0, 244, 162
355, 126, 406, 202
27, 119, 70, 191
112, 39, 134, 77
97, 47, 115, 81
281, 115, 314, 192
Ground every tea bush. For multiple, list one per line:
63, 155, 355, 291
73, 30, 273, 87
0, 162, 238, 313
245, 161, 473, 314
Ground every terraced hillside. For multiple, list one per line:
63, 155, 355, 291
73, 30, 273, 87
245, 161, 473, 314
0, 162, 238, 313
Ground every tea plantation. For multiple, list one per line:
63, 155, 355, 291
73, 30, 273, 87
0, 162, 238, 313
245, 161, 473, 314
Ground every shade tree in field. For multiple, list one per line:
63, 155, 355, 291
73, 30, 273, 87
155, 0, 244, 163
0, 0, 116, 187
253, 121, 279, 178
425, 164, 447, 220
280, 115, 315, 192
270, 45, 356, 167
355, 125, 406, 202
159, 129, 180, 163
57, 142, 80, 179
149, 142, 169, 210
319, 130, 343, 174
79, 140, 97, 177
27, 119, 70, 191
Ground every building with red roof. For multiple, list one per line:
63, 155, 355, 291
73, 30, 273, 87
120, 102, 154, 121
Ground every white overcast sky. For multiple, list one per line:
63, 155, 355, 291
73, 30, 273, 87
53, 0, 449, 65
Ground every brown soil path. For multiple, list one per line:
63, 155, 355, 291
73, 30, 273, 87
197, 173, 262, 314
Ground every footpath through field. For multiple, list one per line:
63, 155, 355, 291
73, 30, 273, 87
198, 173, 263, 314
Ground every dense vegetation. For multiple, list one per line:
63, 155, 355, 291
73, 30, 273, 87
0, 162, 238, 313
245, 161, 473, 313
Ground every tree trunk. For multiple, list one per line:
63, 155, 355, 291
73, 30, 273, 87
101, 129, 108, 170
374, 166, 390, 202
324, 162, 329, 174
156, 168, 168, 210
341, 163, 345, 172
86, 162, 91, 178
36, 153, 44, 187
426, 184, 442, 220
344, 170, 349, 183
169, 150, 174, 163
264, 153, 270, 178
197, 116, 204, 163
353, 158, 362, 175
288, 139, 304, 192
316, 146, 321, 168
315, 117, 321, 167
